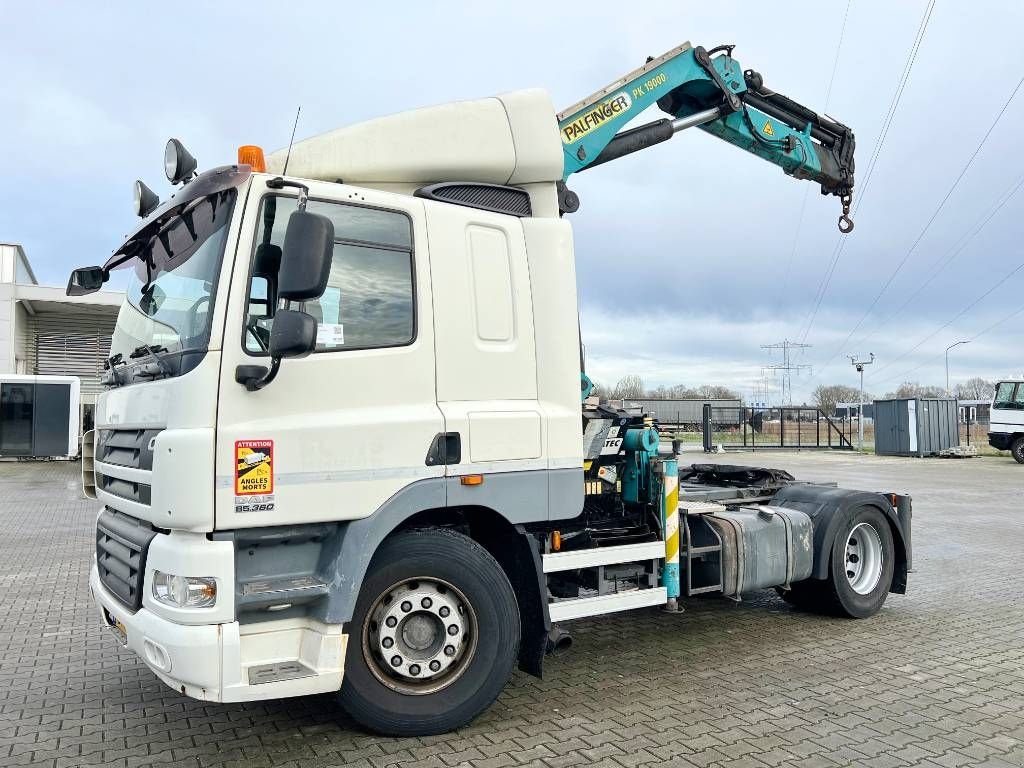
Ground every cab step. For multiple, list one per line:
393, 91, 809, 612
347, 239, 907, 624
247, 660, 316, 685
548, 587, 668, 622
542, 541, 665, 572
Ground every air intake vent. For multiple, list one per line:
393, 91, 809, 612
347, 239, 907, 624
96, 509, 157, 611
415, 182, 532, 217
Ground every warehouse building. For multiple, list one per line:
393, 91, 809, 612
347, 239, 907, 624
0, 243, 122, 405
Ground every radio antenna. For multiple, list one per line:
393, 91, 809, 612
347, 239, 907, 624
282, 106, 301, 176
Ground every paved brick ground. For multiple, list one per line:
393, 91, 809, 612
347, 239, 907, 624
1, 453, 1022, 768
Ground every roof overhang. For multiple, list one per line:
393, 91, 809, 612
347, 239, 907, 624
15, 284, 122, 316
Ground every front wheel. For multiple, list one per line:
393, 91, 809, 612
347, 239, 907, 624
338, 528, 520, 736
1011, 437, 1024, 464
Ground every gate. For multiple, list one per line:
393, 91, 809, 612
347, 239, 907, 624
701, 405, 854, 451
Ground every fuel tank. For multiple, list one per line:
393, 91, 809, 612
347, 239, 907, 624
704, 506, 813, 596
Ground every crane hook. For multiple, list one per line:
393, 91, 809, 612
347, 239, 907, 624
837, 193, 854, 234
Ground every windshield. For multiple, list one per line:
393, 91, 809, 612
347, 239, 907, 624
993, 381, 1024, 410
110, 190, 235, 363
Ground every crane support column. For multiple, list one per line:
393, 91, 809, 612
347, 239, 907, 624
661, 458, 681, 611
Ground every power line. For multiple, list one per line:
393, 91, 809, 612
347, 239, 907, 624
809, 71, 1024, 368
873, 302, 1024, 387
871, 258, 1024, 381
778, 0, 851, 304
762, 340, 812, 405
813, 169, 1024, 377
798, 0, 935, 344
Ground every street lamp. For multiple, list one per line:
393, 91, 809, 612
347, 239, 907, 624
945, 340, 970, 395
848, 354, 875, 451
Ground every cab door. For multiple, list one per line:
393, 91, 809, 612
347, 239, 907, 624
215, 178, 444, 528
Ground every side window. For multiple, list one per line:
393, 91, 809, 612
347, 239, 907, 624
244, 195, 414, 354
993, 382, 1018, 409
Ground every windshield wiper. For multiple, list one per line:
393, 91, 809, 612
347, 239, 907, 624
100, 353, 126, 388
129, 344, 173, 380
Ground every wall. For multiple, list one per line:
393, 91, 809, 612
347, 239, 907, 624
23, 310, 115, 397
0, 284, 13, 374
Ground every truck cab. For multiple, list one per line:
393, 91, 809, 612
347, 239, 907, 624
81, 89, 591, 717
989, 380, 1024, 462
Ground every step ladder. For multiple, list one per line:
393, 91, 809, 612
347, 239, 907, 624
541, 500, 730, 620
543, 541, 667, 622
680, 502, 725, 596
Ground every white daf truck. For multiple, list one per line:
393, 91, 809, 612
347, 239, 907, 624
70, 43, 911, 735
989, 380, 1024, 462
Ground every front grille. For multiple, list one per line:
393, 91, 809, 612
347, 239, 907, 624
97, 473, 152, 504
96, 428, 162, 470
96, 509, 157, 611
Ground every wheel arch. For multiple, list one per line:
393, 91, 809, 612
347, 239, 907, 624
771, 484, 911, 594
318, 480, 549, 676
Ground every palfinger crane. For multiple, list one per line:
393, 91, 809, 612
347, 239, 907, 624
557, 43, 856, 231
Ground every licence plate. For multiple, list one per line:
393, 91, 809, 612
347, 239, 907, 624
105, 610, 127, 646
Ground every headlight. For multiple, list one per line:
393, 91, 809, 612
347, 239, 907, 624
164, 138, 197, 184
152, 571, 217, 608
133, 179, 160, 218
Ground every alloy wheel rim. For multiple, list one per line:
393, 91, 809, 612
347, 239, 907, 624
362, 577, 478, 695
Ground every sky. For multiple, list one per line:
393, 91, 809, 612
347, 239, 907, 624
2, 1, 1023, 403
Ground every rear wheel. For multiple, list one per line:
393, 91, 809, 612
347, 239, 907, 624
338, 528, 520, 736
1011, 437, 1024, 464
780, 506, 895, 618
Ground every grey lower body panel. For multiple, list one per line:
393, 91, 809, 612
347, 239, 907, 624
217, 467, 583, 626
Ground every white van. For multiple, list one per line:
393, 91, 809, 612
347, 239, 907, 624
989, 380, 1024, 463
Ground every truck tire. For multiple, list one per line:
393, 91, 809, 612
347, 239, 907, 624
780, 506, 895, 618
338, 528, 520, 736
1012, 437, 1024, 464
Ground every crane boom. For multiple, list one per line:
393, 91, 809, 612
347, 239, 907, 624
558, 42, 856, 231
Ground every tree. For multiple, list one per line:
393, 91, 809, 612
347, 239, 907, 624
666, 384, 696, 398
812, 384, 865, 416
610, 374, 644, 399
885, 381, 947, 399
691, 384, 742, 400
954, 377, 995, 401
599, 377, 740, 401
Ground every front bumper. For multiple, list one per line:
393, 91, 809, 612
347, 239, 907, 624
90, 563, 347, 702
988, 432, 1013, 451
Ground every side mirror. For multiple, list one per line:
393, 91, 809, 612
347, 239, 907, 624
66, 266, 106, 296
269, 309, 317, 359
235, 309, 317, 391
278, 210, 334, 301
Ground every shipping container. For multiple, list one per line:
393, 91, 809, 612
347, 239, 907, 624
873, 397, 959, 457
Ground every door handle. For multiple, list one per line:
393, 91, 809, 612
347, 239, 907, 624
425, 433, 461, 466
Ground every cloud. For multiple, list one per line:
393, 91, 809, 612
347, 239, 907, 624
2, 1, 1024, 400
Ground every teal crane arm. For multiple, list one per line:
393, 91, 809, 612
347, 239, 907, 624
557, 43, 856, 232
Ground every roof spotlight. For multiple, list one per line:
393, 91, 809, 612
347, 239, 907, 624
164, 138, 198, 184
133, 180, 160, 218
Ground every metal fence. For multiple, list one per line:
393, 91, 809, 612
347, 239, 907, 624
696, 405, 854, 451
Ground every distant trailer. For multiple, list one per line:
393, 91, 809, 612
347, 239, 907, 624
0, 374, 80, 458
622, 398, 743, 428
835, 402, 875, 421
957, 400, 990, 425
